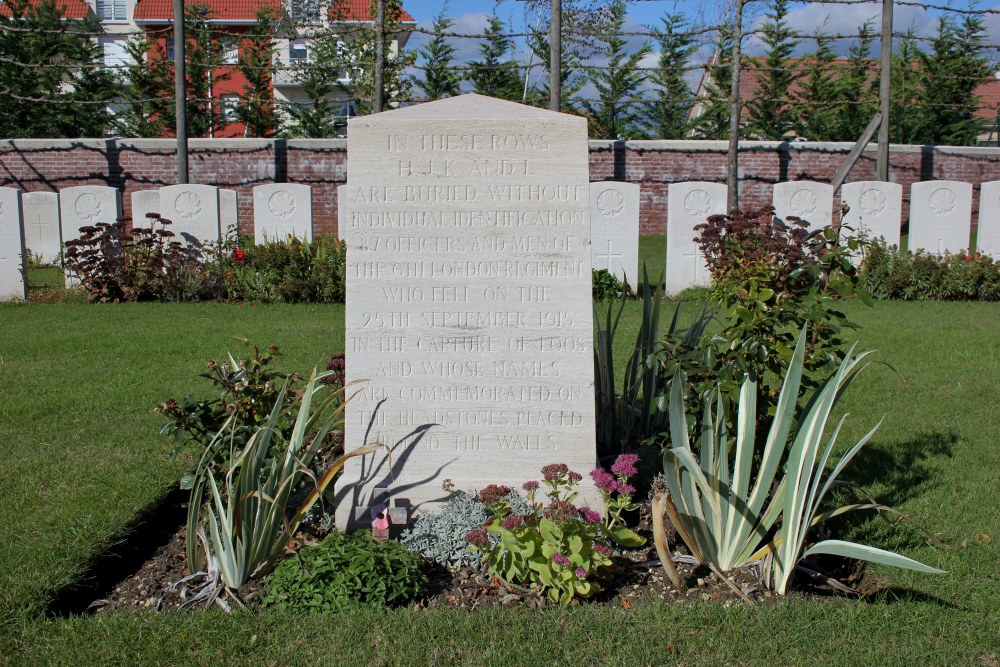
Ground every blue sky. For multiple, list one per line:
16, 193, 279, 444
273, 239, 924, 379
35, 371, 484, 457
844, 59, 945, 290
401, 0, 1000, 62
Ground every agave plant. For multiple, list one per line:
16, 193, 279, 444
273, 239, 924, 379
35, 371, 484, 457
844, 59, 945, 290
186, 369, 384, 592
660, 329, 943, 595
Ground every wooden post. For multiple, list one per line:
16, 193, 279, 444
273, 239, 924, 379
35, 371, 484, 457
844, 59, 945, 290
876, 0, 893, 181
374, 0, 386, 113
173, 0, 188, 184
726, 0, 745, 213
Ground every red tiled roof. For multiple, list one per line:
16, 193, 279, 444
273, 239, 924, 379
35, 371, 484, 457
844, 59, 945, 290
0, 0, 89, 19
133, 0, 281, 22
698, 55, 1000, 122
330, 0, 414, 23
132, 0, 414, 23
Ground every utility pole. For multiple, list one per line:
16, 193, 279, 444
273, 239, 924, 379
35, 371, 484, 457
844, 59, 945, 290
549, 0, 561, 112
173, 0, 188, 183
726, 0, 745, 213
374, 0, 386, 113
876, 0, 893, 181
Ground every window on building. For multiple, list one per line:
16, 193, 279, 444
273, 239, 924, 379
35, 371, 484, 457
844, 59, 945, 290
288, 40, 308, 63
166, 38, 174, 61
220, 37, 239, 65
220, 95, 240, 122
288, 0, 320, 25
96, 0, 127, 21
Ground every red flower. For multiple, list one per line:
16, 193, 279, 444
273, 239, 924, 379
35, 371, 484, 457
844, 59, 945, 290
232, 248, 245, 263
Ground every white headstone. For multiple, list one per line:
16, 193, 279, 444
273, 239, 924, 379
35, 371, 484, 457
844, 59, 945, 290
976, 181, 1000, 258
335, 94, 597, 529
130, 189, 160, 230
158, 184, 221, 248
220, 189, 238, 235
666, 182, 727, 294
59, 186, 122, 287
0, 187, 27, 301
21, 192, 60, 264
253, 184, 313, 244
841, 181, 903, 262
909, 180, 972, 255
338, 184, 348, 241
773, 181, 833, 231
590, 182, 639, 285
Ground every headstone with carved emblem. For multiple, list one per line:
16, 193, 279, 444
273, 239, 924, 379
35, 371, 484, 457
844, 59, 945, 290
21, 192, 60, 264
0, 187, 27, 301
909, 180, 972, 255
59, 185, 122, 286
666, 181, 726, 294
773, 181, 833, 231
841, 181, 902, 262
253, 184, 313, 244
158, 184, 222, 248
975, 181, 1000, 258
589, 182, 639, 285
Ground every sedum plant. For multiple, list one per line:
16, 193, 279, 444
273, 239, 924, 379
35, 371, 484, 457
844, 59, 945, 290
262, 531, 425, 613
186, 370, 383, 593
660, 328, 944, 595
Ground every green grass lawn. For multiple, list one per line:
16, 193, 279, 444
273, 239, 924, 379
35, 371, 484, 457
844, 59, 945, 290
1, 295, 999, 664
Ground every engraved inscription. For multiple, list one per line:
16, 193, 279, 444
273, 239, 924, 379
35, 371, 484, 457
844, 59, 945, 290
683, 189, 712, 217
789, 189, 818, 216
596, 189, 625, 218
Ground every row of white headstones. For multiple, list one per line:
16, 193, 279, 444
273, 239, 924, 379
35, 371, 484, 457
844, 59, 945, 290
592, 179, 1000, 294
0, 178, 996, 300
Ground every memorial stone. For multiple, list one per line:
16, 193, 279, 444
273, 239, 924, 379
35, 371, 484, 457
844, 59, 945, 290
773, 181, 833, 230
841, 181, 902, 262
0, 187, 27, 301
253, 184, 313, 243
130, 189, 160, 229
59, 185, 122, 286
158, 184, 221, 247
976, 181, 1000, 258
909, 180, 972, 255
21, 191, 60, 264
589, 182, 639, 285
335, 94, 597, 529
666, 181, 726, 294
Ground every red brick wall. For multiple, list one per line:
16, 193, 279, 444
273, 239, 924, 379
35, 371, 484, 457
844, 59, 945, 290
2, 138, 998, 237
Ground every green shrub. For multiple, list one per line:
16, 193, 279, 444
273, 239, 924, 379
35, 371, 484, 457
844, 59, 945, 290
592, 269, 631, 301
862, 240, 1000, 301
262, 532, 426, 613
228, 236, 346, 304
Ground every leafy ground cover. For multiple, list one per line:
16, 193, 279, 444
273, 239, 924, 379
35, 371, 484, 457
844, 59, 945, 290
2, 264, 999, 663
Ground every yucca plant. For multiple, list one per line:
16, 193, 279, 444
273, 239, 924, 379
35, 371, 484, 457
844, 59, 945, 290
660, 329, 944, 595
186, 369, 384, 593
594, 267, 712, 456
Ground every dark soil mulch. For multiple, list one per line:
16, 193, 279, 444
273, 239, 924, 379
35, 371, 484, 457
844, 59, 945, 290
87, 520, 865, 614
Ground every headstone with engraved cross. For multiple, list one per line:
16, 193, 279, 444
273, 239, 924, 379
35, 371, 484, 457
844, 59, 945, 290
666, 181, 726, 294
975, 181, 1000, 259
0, 187, 27, 301
590, 182, 639, 286
909, 180, 972, 255
773, 181, 833, 231
21, 191, 60, 265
